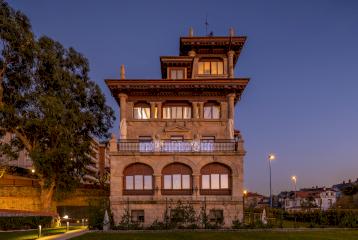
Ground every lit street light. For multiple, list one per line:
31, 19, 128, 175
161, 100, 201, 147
268, 153, 275, 208
243, 190, 248, 224
291, 175, 298, 226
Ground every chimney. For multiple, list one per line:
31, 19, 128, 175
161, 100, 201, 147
349, 179, 351, 184
229, 27, 235, 36
120, 64, 125, 79
343, 181, 345, 184
189, 27, 194, 37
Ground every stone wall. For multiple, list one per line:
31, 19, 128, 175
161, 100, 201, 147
0, 175, 109, 212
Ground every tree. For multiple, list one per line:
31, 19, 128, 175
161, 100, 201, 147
0, 1, 115, 211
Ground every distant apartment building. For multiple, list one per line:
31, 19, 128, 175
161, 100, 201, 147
0, 132, 109, 183
0, 132, 32, 169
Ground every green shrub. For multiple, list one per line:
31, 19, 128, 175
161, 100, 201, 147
0, 216, 53, 230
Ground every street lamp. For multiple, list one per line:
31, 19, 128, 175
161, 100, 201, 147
268, 153, 275, 208
243, 190, 248, 224
291, 175, 297, 227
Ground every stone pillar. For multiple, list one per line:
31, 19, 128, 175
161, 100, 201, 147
156, 102, 162, 119
231, 175, 240, 200
150, 102, 156, 119
154, 175, 162, 199
227, 94, 235, 120
198, 102, 204, 119
118, 93, 128, 139
227, 50, 235, 78
192, 102, 199, 119
193, 174, 200, 198
220, 102, 227, 120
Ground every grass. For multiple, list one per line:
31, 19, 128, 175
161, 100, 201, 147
72, 230, 358, 240
0, 226, 85, 240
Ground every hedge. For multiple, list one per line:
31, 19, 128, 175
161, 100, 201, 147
0, 216, 53, 230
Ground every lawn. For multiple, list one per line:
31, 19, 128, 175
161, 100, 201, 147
0, 226, 85, 240
72, 230, 358, 240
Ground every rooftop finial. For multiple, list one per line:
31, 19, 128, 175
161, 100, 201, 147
120, 64, 125, 79
229, 27, 235, 36
189, 27, 194, 37
205, 14, 209, 36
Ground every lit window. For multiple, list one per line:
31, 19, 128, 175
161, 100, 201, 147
163, 106, 191, 119
198, 61, 224, 75
204, 104, 220, 119
169, 68, 185, 79
134, 104, 150, 119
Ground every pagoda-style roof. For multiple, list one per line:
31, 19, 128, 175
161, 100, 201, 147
180, 36, 246, 65
105, 78, 249, 104
160, 56, 194, 79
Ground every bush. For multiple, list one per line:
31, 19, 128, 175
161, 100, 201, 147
87, 197, 111, 230
0, 216, 53, 230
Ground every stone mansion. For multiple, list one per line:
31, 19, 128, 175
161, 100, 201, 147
106, 28, 249, 227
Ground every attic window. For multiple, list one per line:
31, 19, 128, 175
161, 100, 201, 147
198, 60, 223, 75
168, 67, 185, 79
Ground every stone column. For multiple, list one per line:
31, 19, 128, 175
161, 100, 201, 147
118, 93, 128, 139
193, 174, 200, 198
227, 50, 235, 78
231, 175, 240, 201
156, 102, 162, 119
227, 94, 236, 139
227, 94, 236, 120
220, 102, 227, 120
198, 102, 204, 119
192, 102, 199, 119
154, 174, 162, 199
150, 102, 156, 119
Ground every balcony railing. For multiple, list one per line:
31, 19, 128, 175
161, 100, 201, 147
117, 140, 240, 153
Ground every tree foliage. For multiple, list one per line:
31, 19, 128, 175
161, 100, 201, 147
0, 0, 115, 210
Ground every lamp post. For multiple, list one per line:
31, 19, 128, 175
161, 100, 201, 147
268, 153, 275, 208
243, 190, 247, 224
291, 176, 297, 227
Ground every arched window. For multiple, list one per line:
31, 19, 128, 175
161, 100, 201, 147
162, 163, 192, 195
123, 163, 154, 195
133, 102, 150, 119
198, 59, 224, 75
200, 163, 231, 195
204, 102, 220, 119
162, 102, 191, 119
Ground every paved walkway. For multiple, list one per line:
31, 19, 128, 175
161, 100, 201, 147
38, 228, 88, 240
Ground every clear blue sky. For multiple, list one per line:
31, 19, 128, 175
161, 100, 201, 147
11, 0, 358, 195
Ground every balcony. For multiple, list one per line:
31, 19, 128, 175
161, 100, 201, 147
117, 139, 242, 153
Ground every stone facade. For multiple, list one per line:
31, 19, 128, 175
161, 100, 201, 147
106, 29, 249, 227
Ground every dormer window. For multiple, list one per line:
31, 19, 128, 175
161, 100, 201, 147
168, 67, 186, 79
198, 60, 224, 75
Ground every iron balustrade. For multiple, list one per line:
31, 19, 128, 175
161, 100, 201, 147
117, 140, 238, 153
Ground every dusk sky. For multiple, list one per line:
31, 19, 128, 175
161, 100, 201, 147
11, 0, 358, 195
